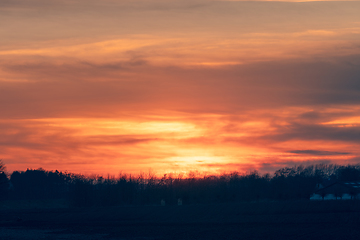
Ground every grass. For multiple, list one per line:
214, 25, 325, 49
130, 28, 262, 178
0, 199, 68, 210
1, 200, 360, 240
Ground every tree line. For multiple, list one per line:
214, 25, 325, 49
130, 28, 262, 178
1, 161, 360, 207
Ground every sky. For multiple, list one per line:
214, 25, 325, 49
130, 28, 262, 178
1, 0, 360, 176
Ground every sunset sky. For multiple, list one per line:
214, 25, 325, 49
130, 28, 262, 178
1, 0, 360, 176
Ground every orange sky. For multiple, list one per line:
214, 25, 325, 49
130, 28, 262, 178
1, 0, 360, 176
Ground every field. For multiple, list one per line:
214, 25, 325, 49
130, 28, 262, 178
1, 200, 360, 240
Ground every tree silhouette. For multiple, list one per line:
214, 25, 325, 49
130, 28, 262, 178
0, 159, 6, 173
0, 160, 9, 199
3, 163, 360, 206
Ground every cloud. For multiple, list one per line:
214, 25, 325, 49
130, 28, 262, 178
288, 150, 350, 156
1, 54, 360, 119
268, 123, 360, 143
0, 119, 161, 165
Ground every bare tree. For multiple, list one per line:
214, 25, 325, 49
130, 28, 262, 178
0, 159, 9, 199
0, 159, 5, 173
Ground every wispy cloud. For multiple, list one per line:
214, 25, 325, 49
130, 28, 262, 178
288, 150, 350, 156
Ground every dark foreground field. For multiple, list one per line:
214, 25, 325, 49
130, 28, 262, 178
1, 200, 360, 240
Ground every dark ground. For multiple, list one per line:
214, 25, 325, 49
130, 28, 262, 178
1, 200, 360, 240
